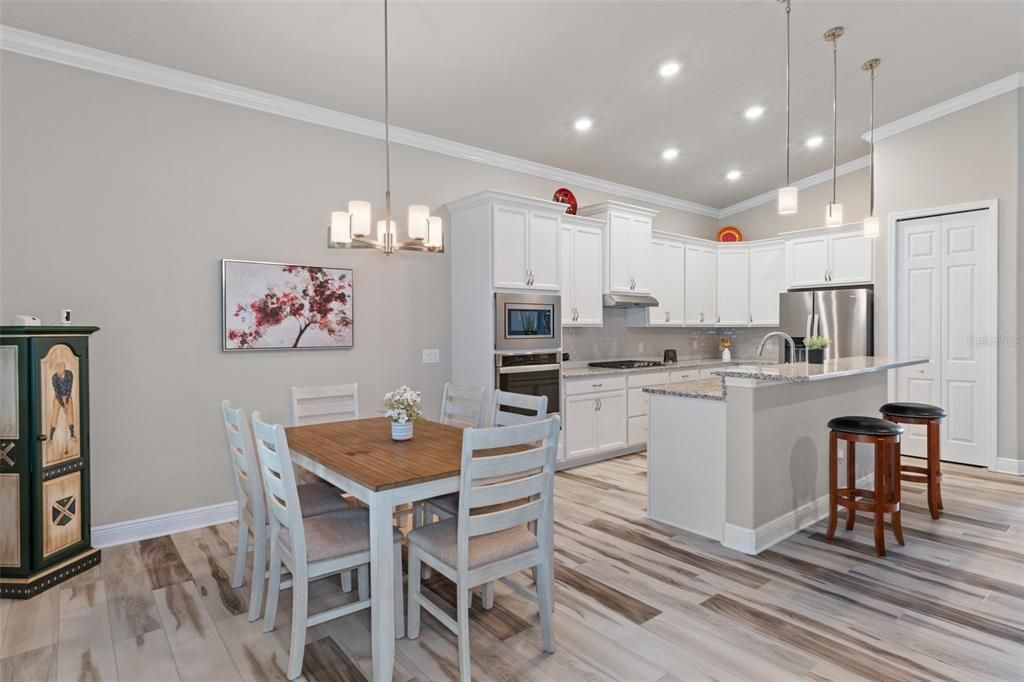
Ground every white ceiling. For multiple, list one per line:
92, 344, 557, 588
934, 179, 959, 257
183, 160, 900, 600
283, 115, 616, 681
2, 1, 1021, 209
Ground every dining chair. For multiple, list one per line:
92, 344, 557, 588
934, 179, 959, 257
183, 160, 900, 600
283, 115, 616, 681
252, 411, 405, 681
289, 383, 359, 426
407, 415, 560, 682
419, 390, 547, 601
221, 401, 355, 622
440, 382, 487, 429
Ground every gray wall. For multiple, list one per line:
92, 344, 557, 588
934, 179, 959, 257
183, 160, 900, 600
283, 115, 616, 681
718, 167, 871, 241
0, 54, 717, 525
873, 91, 1021, 462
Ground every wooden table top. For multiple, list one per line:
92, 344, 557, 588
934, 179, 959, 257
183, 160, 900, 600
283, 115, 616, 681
286, 417, 469, 492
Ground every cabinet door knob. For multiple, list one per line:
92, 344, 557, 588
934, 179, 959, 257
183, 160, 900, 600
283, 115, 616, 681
717, 314, 721, 324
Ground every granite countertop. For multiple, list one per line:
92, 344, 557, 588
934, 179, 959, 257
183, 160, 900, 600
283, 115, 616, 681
562, 358, 752, 379
709, 356, 929, 383
642, 378, 726, 401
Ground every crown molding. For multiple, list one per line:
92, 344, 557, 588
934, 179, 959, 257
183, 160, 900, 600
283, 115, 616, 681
718, 155, 870, 219
0, 25, 721, 218
861, 71, 1023, 143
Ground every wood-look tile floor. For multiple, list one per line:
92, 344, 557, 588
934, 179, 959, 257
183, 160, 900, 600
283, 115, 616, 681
3, 454, 1023, 681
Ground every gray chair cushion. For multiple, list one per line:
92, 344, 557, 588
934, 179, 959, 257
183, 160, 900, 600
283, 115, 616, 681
280, 508, 400, 562
828, 416, 904, 436
880, 402, 947, 419
297, 482, 354, 517
426, 493, 459, 516
407, 517, 537, 569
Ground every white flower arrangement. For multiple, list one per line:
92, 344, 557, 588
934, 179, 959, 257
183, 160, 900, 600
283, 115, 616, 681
383, 385, 423, 424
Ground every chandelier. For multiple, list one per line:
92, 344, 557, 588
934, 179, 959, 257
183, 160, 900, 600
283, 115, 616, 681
328, 0, 443, 254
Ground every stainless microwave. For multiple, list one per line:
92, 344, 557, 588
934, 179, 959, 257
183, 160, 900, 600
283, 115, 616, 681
494, 292, 561, 352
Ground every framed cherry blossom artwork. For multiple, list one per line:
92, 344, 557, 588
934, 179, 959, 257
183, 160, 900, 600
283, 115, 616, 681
221, 259, 353, 351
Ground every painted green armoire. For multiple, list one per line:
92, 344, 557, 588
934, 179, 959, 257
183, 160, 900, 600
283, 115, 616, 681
0, 326, 100, 598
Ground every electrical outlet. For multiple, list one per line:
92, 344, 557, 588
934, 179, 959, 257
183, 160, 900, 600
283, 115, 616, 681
421, 348, 440, 364
639, 342, 646, 354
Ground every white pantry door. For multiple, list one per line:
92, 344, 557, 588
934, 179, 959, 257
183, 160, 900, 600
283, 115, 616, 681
894, 209, 994, 466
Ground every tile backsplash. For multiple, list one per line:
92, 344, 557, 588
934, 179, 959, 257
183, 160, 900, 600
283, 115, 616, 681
563, 308, 781, 362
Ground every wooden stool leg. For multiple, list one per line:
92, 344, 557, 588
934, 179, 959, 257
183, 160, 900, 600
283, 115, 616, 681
891, 439, 904, 546
845, 439, 856, 530
927, 420, 942, 518
826, 430, 839, 540
873, 441, 886, 557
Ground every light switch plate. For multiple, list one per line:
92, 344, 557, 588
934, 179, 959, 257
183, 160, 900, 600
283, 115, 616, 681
422, 348, 440, 364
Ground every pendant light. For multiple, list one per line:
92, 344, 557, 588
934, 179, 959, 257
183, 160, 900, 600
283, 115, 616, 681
776, 0, 798, 215
823, 26, 844, 227
328, 0, 443, 254
861, 58, 881, 239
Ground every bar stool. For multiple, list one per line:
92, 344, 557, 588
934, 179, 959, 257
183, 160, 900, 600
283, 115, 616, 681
826, 416, 905, 556
879, 402, 947, 519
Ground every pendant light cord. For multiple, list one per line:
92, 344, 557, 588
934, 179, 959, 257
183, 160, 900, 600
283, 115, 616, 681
868, 65, 875, 217
831, 32, 838, 206
383, 0, 392, 252
785, 0, 791, 186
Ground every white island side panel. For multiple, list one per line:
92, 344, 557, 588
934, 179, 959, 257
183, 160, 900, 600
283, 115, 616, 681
647, 393, 726, 541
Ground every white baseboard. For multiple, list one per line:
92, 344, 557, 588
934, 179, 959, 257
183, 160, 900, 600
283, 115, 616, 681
723, 473, 873, 555
91, 501, 238, 548
995, 458, 1024, 475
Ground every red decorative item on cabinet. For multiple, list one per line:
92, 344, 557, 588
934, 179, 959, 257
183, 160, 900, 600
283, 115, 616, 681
717, 225, 744, 242
552, 187, 578, 215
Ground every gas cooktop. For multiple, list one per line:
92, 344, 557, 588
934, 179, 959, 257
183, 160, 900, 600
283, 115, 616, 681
587, 360, 664, 369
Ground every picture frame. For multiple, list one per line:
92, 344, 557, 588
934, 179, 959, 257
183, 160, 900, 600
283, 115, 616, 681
221, 259, 354, 351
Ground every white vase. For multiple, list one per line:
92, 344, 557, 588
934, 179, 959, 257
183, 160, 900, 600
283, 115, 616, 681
722, 348, 732, 361
391, 420, 413, 441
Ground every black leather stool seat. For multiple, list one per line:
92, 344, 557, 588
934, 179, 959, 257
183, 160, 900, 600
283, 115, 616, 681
828, 416, 904, 436
880, 402, 947, 419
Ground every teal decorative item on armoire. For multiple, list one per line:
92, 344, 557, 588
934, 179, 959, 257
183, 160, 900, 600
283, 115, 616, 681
0, 326, 101, 598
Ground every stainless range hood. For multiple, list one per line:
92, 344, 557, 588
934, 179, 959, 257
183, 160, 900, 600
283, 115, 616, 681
603, 293, 659, 308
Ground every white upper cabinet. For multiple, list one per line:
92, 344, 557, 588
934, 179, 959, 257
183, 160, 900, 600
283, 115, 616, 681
646, 238, 685, 326
684, 244, 717, 325
748, 241, 786, 326
786, 229, 873, 289
716, 247, 749, 326
827, 231, 874, 285
492, 203, 560, 290
579, 202, 656, 295
561, 215, 604, 327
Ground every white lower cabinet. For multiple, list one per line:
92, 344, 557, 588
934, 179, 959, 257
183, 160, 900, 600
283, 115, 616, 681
564, 376, 628, 460
625, 371, 669, 445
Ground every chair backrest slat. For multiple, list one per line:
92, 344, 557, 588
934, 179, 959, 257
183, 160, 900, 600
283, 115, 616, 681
221, 401, 266, 527
290, 383, 359, 426
441, 382, 486, 429
456, 416, 560, 572
251, 412, 304, 558
492, 390, 547, 427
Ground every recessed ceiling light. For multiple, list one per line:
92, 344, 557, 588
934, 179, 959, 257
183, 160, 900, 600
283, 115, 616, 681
661, 147, 680, 161
574, 117, 593, 132
726, 169, 742, 181
744, 105, 765, 120
806, 135, 824, 148
658, 61, 682, 78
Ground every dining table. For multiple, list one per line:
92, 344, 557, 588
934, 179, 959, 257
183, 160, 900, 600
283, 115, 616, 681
285, 416, 473, 682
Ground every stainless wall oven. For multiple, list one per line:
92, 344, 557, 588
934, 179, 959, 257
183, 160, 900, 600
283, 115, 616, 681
495, 352, 561, 417
494, 293, 560, 353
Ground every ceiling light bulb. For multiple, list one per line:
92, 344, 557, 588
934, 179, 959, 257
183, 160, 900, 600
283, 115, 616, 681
726, 169, 742, 181
744, 105, 765, 120
661, 147, 680, 161
574, 117, 593, 132
778, 186, 798, 215
825, 202, 843, 227
863, 215, 879, 239
658, 61, 681, 78
806, 135, 824, 148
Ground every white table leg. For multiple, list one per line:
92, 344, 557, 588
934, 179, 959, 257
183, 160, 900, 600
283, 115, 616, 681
369, 489, 396, 682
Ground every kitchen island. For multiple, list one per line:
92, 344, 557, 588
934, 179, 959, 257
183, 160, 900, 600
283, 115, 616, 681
643, 356, 928, 555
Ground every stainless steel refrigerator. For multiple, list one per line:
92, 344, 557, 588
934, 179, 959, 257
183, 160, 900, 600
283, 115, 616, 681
778, 288, 874, 361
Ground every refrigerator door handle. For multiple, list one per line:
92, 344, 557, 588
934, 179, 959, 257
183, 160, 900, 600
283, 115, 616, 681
805, 313, 813, 339
813, 313, 821, 337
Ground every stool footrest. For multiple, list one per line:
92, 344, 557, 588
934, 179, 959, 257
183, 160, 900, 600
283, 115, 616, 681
901, 465, 929, 475
835, 488, 900, 514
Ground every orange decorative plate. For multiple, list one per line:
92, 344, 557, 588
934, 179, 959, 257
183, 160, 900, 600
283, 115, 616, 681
717, 225, 743, 242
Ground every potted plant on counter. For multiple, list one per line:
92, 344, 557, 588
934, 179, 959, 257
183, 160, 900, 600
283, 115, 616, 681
384, 385, 422, 441
806, 336, 831, 364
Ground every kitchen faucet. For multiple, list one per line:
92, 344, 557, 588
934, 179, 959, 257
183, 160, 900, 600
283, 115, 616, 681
756, 331, 797, 364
